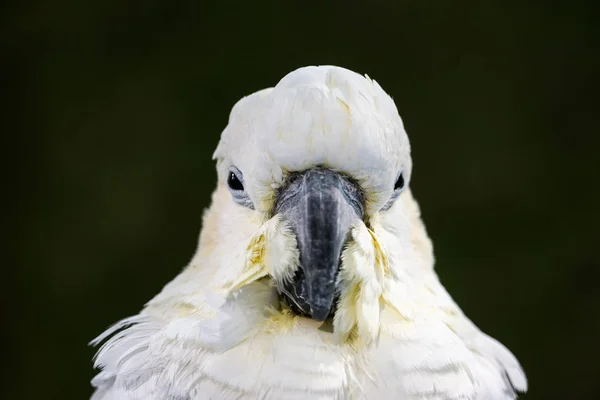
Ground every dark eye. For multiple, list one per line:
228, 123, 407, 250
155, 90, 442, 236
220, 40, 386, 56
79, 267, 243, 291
228, 171, 244, 191
394, 173, 405, 191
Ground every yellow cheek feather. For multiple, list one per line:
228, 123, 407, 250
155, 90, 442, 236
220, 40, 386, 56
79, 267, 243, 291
222, 214, 298, 294
222, 228, 269, 293
334, 221, 390, 346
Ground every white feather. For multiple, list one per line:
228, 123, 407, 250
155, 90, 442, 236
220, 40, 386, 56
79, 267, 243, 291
91, 65, 526, 399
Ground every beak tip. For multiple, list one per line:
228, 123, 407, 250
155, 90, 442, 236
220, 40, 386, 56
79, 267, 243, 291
311, 308, 329, 322
310, 304, 333, 322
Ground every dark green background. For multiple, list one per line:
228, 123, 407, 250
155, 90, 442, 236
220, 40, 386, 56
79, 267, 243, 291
4, 1, 599, 399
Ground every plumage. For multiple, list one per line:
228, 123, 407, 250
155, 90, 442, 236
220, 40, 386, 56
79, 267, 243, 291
91, 65, 527, 399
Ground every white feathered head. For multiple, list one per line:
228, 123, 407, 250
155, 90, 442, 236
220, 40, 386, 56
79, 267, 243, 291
91, 65, 526, 400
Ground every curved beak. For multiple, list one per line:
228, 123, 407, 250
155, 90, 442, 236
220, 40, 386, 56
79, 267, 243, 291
274, 167, 364, 321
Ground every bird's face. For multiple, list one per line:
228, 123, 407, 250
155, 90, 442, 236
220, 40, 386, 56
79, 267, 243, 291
201, 66, 424, 343
92, 66, 527, 400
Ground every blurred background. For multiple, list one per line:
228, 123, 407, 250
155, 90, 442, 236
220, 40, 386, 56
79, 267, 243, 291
3, 1, 599, 399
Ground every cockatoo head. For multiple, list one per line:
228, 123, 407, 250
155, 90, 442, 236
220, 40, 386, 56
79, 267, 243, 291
92, 66, 527, 399
192, 65, 426, 343
214, 65, 412, 217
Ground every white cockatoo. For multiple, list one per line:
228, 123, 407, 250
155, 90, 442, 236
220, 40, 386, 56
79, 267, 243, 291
91, 65, 527, 399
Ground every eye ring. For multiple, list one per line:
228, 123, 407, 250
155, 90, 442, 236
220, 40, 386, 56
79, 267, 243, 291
394, 172, 405, 191
379, 170, 407, 212
226, 166, 254, 209
227, 170, 244, 191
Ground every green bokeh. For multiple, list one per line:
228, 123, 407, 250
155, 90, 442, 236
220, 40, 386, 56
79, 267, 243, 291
4, 1, 598, 399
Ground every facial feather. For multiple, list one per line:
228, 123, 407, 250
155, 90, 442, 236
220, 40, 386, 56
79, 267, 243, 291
214, 66, 411, 214
90, 65, 526, 400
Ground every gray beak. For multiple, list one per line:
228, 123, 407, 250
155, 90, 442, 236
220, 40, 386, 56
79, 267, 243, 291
275, 167, 364, 321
